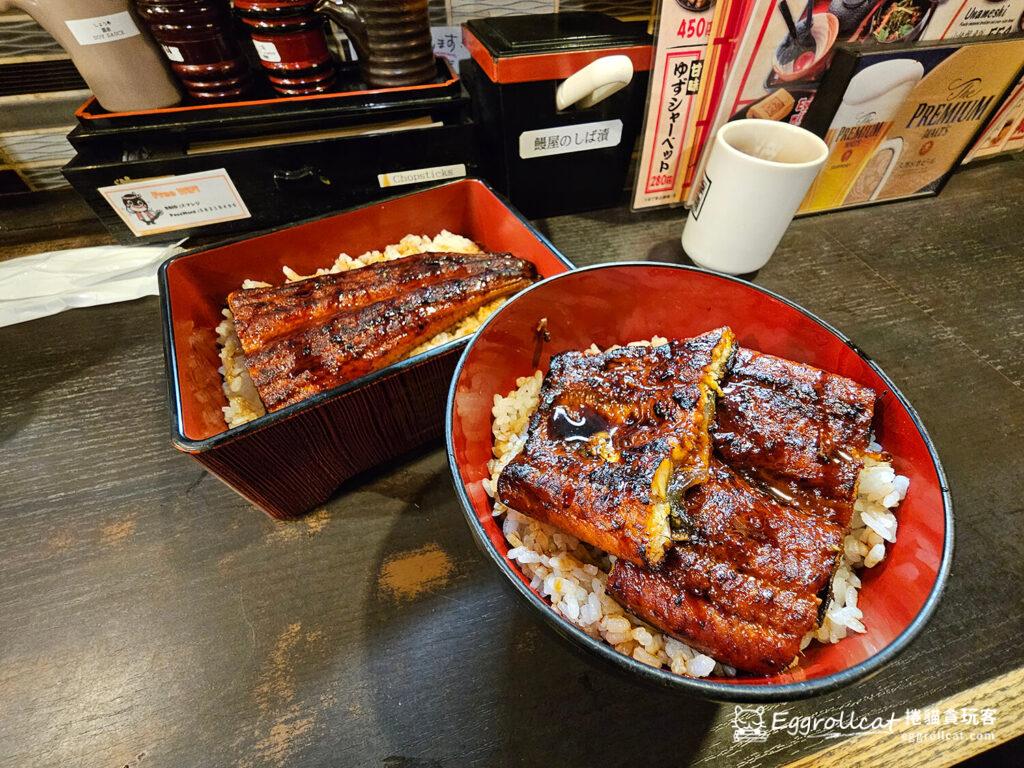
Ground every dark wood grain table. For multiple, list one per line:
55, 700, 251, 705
2, 159, 1023, 768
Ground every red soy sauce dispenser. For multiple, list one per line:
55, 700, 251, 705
234, 1, 336, 96
134, 0, 253, 101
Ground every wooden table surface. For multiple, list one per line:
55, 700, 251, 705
2, 160, 1023, 768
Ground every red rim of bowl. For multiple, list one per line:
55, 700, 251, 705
445, 261, 954, 702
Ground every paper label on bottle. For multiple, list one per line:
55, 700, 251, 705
253, 40, 282, 63
65, 11, 141, 46
162, 44, 184, 63
377, 163, 466, 188
518, 120, 623, 159
98, 169, 250, 238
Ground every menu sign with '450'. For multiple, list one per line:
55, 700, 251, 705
631, 0, 715, 209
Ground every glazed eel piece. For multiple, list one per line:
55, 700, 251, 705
608, 348, 876, 675
608, 459, 845, 675
233, 253, 536, 411
712, 347, 877, 527
228, 251, 519, 354
497, 328, 737, 568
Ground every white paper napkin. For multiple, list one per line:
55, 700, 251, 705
0, 242, 184, 328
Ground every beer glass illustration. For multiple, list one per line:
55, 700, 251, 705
801, 58, 923, 211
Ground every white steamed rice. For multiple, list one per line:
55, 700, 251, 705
484, 341, 909, 678
217, 230, 502, 429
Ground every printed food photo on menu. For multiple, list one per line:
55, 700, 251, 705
857, 0, 936, 42
729, 0, 847, 127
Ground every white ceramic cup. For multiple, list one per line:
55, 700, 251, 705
682, 119, 828, 275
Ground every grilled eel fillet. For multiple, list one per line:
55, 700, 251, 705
228, 251, 512, 354
497, 328, 737, 568
608, 459, 845, 675
608, 349, 876, 675
712, 347, 876, 527
227, 251, 536, 411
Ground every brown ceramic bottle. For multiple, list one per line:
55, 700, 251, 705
314, 0, 435, 88
0, 0, 181, 111
135, 0, 252, 101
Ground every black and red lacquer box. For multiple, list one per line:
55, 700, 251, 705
159, 178, 572, 518
462, 13, 652, 218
